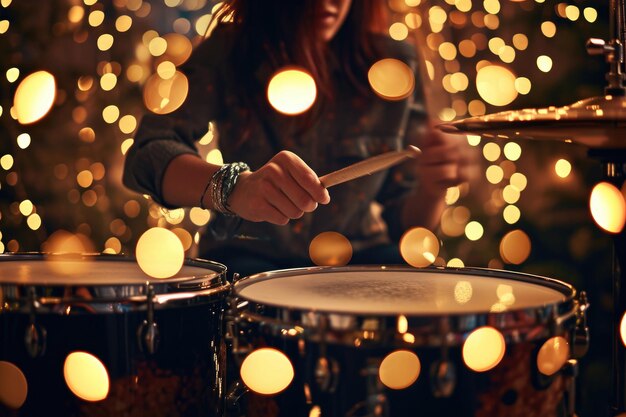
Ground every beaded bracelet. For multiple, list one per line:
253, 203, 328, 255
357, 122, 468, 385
200, 162, 250, 215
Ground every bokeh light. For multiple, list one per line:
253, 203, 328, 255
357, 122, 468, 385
13, 71, 56, 124
500, 229, 531, 264
64, 352, 109, 402
399, 227, 440, 267
0, 361, 27, 409
143, 71, 189, 114
454, 280, 473, 304
136, 227, 184, 278
240, 348, 294, 395
368, 58, 415, 101
555, 159, 572, 178
267, 68, 317, 115
309, 231, 353, 266
589, 182, 626, 234
537, 336, 569, 376
476, 65, 518, 106
463, 326, 506, 372
379, 350, 421, 390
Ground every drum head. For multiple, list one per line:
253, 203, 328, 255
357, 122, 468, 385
235, 266, 571, 315
0, 254, 222, 286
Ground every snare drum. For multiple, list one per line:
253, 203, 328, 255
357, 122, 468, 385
0, 253, 229, 417
230, 266, 588, 417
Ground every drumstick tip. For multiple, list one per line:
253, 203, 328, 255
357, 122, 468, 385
407, 145, 422, 157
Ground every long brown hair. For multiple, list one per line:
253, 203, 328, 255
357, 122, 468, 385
212, 0, 388, 106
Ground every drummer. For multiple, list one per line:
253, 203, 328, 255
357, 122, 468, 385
123, 0, 468, 277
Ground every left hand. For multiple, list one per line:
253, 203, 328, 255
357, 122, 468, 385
415, 127, 472, 197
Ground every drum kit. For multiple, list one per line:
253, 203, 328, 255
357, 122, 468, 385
0, 2, 625, 417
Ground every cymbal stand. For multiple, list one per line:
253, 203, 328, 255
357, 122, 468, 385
586, 149, 626, 416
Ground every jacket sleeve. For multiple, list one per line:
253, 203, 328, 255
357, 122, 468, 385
122, 36, 226, 208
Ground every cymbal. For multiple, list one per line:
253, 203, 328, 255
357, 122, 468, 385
438, 95, 626, 149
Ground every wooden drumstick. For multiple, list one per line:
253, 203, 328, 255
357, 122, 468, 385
319, 145, 422, 188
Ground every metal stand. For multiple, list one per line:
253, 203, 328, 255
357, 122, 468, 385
587, 150, 626, 415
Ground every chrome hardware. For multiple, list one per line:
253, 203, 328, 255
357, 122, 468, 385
562, 359, 579, 417
430, 360, 456, 398
315, 356, 340, 393
24, 287, 46, 358
137, 284, 159, 354
225, 380, 249, 416
573, 291, 590, 358
347, 360, 388, 417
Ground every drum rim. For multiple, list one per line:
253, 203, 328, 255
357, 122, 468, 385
232, 265, 578, 346
0, 252, 230, 309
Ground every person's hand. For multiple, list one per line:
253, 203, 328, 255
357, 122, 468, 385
228, 151, 330, 225
416, 127, 472, 197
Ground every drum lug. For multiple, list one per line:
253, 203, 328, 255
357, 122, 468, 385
225, 380, 249, 416
573, 291, 590, 358
24, 287, 46, 358
430, 360, 456, 398
349, 360, 388, 417
561, 359, 578, 417
137, 284, 160, 354
315, 356, 340, 393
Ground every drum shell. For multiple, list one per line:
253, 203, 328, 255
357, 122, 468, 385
0, 254, 229, 417
239, 324, 571, 417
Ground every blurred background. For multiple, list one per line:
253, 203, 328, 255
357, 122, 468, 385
0, 0, 615, 415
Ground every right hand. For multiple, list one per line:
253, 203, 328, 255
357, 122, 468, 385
227, 151, 331, 225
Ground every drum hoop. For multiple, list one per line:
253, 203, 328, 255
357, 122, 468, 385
232, 265, 577, 346
0, 253, 230, 310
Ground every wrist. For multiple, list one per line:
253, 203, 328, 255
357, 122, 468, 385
200, 162, 250, 214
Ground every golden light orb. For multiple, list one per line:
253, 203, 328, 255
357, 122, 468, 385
27, 214, 41, 230
267, 68, 317, 115
537, 336, 569, 376
309, 231, 353, 266
240, 348, 294, 395
379, 350, 421, 390
116, 15, 133, 32
454, 280, 473, 304
590, 182, 626, 233
620, 312, 626, 347
465, 221, 484, 241
389, 22, 409, 41
64, 352, 109, 402
143, 71, 189, 115
555, 159, 572, 178
462, 327, 505, 372
483, 142, 501, 161
537, 55, 553, 72
136, 227, 185, 278
399, 227, 440, 268
189, 207, 211, 226
368, 58, 415, 101
171, 227, 193, 251
0, 361, 28, 409
503, 205, 521, 224
500, 229, 531, 264
43, 233, 93, 277
447, 258, 465, 267
476, 65, 518, 106
14, 71, 56, 124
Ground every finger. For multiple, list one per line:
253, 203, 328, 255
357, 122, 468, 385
420, 164, 460, 185
277, 152, 330, 204
263, 182, 305, 219
259, 202, 290, 225
420, 145, 460, 165
264, 161, 319, 212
